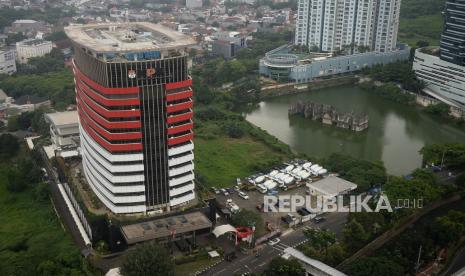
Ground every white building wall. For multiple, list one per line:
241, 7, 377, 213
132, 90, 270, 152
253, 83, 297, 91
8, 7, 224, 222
295, 0, 401, 53
413, 48, 465, 107
0, 50, 16, 75
16, 39, 53, 63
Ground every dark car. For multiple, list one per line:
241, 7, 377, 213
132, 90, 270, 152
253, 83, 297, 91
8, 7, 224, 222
314, 217, 326, 223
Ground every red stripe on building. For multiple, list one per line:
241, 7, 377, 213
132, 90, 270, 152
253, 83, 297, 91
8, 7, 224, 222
166, 89, 193, 102
166, 100, 193, 113
79, 109, 142, 141
167, 122, 193, 135
77, 85, 140, 118
166, 112, 193, 124
80, 117, 143, 152
77, 97, 141, 129
77, 80, 140, 107
168, 132, 194, 146
165, 79, 192, 90
73, 61, 139, 94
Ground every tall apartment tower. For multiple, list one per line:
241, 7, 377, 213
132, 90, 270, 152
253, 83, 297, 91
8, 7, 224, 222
440, 0, 465, 66
295, 0, 401, 53
65, 23, 196, 214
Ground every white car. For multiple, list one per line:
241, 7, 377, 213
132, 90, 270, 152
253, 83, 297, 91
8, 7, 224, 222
268, 238, 281, 246
220, 188, 229, 196
238, 191, 249, 200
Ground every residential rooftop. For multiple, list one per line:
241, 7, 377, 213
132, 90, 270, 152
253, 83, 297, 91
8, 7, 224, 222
45, 111, 79, 127
65, 22, 196, 53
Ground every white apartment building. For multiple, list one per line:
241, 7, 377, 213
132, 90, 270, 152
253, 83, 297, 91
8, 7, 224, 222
186, 0, 202, 9
295, 0, 401, 53
15, 38, 53, 63
0, 49, 16, 75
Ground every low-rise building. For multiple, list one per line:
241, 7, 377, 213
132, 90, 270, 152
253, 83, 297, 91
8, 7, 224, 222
16, 38, 53, 63
413, 47, 465, 109
211, 31, 247, 59
0, 49, 16, 75
44, 111, 80, 158
260, 44, 411, 83
306, 176, 357, 200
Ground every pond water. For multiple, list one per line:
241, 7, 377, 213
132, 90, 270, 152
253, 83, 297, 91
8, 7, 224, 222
245, 86, 465, 175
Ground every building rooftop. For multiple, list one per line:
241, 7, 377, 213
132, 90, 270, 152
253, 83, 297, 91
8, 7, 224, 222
306, 176, 357, 197
45, 111, 79, 127
121, 211, 212, 245
14, 95, 49, 105
65, 22, 196, 53
17, 38, 51, 46
13, 19, 39, 24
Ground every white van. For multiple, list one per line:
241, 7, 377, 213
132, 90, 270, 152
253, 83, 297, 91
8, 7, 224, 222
256, 184, 268, 194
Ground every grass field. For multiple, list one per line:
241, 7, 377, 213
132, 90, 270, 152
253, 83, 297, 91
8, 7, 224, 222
399, 14, 443, 46
0, 170, 84, 275
194, 117, 290, 188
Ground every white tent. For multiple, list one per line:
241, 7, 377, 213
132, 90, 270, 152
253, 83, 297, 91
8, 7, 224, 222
212, 224, 237, 238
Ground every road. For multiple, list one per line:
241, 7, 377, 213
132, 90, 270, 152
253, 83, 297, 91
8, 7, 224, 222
39, 147, 88, 252
202, 212, 347, 276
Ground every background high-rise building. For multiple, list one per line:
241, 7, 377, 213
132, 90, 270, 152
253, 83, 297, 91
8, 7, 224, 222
295, 0, 401, 53
440, 0, 465, 66
66, 23, 196, 214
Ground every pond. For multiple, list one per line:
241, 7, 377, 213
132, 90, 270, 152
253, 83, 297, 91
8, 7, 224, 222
245, 86, 465, 175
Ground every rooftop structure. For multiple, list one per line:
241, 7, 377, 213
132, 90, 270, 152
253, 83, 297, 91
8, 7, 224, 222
44, 111, 80, 158
306, 176, 357, 199
45, 111, 79, 127
65, 22, 196, 53
121, 212, 212, 244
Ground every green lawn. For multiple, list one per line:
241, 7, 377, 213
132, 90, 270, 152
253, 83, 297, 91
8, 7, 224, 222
195, 134, 288, 188
399, 13, 443, 46
0, 173, 83, 275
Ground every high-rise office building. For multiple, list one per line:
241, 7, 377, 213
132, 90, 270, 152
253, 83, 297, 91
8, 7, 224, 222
413, 0, 465, 108
440, 0, 465, 66
295, 0, 401, 53
65, 23, 196, 214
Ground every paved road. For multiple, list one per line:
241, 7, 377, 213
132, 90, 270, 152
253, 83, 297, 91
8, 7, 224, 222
202, 212, 347, 276
39, 148, 88, 251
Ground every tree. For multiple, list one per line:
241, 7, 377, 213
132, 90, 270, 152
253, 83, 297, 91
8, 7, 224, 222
0, 133, 19, 159
346, 257, 404, 276
342, 219, 368, 252
420, 143, 465, 168
231, 209, 265, 236
264, 257, 305, 276
224, 123, 244, 138
416, 40, 430, 48
120, 242, 174, 276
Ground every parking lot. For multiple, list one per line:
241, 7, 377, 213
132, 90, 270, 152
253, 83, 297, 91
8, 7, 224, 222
214, 184, 312, 231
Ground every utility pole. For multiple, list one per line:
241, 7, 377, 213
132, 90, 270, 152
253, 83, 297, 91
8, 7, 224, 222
415, 245, 422, 274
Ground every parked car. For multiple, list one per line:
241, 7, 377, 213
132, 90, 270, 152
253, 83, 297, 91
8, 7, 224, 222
314, 217, 326, 223
220, 188, 229, 196
210, 187, 220, 194
238, 191, 249, 200
236, 178, 242, 186
234, 185, 241, 192
268, 238, 281, 246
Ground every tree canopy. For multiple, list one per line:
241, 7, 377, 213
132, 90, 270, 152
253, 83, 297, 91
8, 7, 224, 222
264, 257, 305, 276
120, 242, 174, 276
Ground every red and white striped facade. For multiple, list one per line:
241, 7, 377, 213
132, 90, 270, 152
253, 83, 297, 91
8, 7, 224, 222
67, 23, 196, 214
